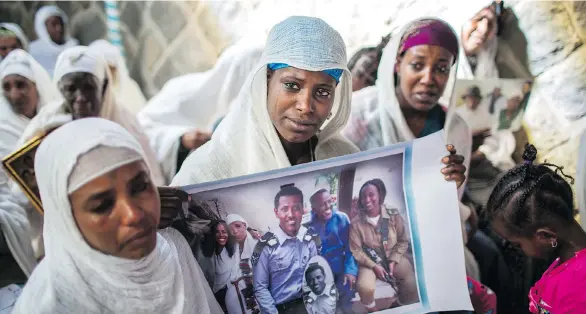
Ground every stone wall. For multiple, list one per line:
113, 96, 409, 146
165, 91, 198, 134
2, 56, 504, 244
2, 0, 586, 193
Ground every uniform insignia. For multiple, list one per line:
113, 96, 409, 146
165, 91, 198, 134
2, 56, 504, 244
251, 232, 278, 267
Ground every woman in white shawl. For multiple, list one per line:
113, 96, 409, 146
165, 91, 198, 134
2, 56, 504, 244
0, 49, 59, 280
28, 5, 79, 77
12, 117, 221, 313
9, 46, 165, 260
0, 23, 29, 59
138, 39, 264, 182
88, 39, 147, 115
171, 16, 363, 186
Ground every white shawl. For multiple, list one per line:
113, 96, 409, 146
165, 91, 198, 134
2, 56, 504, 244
138, 39, 264, 182
0, 23, 29, 56
28, 5, 79, 77
89, 39, 147, 115
12, 118, 221, 314
171, 16, 359, 186
0, 49, 59, 276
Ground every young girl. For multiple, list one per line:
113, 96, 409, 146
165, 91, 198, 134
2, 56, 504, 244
486, 144, 586, 313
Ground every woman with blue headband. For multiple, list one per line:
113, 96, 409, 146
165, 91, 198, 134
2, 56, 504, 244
171, 16, 359, 185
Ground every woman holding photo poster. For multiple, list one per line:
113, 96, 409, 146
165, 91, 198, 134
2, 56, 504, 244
342, 17, 499, 313
170, 16, 466, 189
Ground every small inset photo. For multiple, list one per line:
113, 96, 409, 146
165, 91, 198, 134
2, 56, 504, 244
303, 255, 337, 314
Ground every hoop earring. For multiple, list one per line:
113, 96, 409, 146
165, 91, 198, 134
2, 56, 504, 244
552, 240, 558, 248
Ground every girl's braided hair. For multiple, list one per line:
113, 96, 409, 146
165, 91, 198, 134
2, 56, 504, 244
485, 144, 575, 236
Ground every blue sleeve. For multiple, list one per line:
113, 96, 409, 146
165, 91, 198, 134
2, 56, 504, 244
342, 215, 358, 276
253, 248, 278, 314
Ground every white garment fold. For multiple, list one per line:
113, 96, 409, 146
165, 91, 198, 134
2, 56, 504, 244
0, 23, 29, 55
28, 6, 79, 77
138, 39, 264, 182
0, 49, 60, 276
89, 39, 147, 115
11, 46, 165, 259
171, 16, 358, 186
12, 118, 221, 313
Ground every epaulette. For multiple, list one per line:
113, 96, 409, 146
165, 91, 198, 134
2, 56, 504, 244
251, 232, 278, 267
303, 291, 314, 304
386, 207, 400, 216
303, 227, 322, 253
329, 285, 338, 297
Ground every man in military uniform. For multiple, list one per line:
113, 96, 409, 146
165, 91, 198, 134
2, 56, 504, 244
306, 188, 357, 313
252, 184, 318, 314
303, 263, 337, 314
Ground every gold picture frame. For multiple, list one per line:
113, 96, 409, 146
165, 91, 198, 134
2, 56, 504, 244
2, 133, 48, 215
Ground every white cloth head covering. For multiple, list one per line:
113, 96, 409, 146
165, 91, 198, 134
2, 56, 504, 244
12, 117, 222, 314
343, 17, 471, 199
0, 22, 29, 53
138, 38, 264, 182
28, 5, 79, 77
0, 49, 59, 276
226, 213, 247, 227
171, 16, 358, 186
89, 39, 147, 115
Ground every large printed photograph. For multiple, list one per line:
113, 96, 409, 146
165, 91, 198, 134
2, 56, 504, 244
175, 151, 422, 314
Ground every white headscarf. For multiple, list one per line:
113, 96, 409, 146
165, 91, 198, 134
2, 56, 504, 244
138, 39, 264, 182
0, 23, 29, 54
171, 16, 358, 186
12, 118, 222, 313
225, 213, 257, 260
28, 5, 79, 77
0, 49, 59, 277
88, 39, 147, 115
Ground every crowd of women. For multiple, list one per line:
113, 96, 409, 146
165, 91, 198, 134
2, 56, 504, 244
1, 2, 585, 313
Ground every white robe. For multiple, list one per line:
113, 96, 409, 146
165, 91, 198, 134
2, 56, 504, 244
13, 117, 221, 314
138, 39, 264, 182
28, 6, 79, 77
0, 49, 60, 276
171, 16, 359, 186
89, 39, 147, 115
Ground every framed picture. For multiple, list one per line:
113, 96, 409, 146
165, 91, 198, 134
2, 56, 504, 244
2, 133, 48, 215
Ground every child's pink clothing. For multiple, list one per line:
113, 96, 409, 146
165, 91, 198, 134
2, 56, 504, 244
529, 248, 586, 314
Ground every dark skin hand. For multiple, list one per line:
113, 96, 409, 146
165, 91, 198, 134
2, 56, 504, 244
441, 144, 466, 189
157, 186, 189, 229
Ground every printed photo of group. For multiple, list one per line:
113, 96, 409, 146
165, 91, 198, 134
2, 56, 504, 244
172, 151, 421, 314
450, 78, 533, 134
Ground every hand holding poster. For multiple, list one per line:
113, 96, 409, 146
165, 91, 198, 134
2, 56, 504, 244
174, 131, 473, 313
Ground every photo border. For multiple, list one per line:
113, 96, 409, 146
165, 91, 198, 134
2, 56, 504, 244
182, 140, 430, 312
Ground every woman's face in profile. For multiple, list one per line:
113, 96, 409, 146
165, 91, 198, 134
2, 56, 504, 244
69, 160, 160, 260
360, 184, 381, 216
395, 45, 454, 112
215, 223, 228, 247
